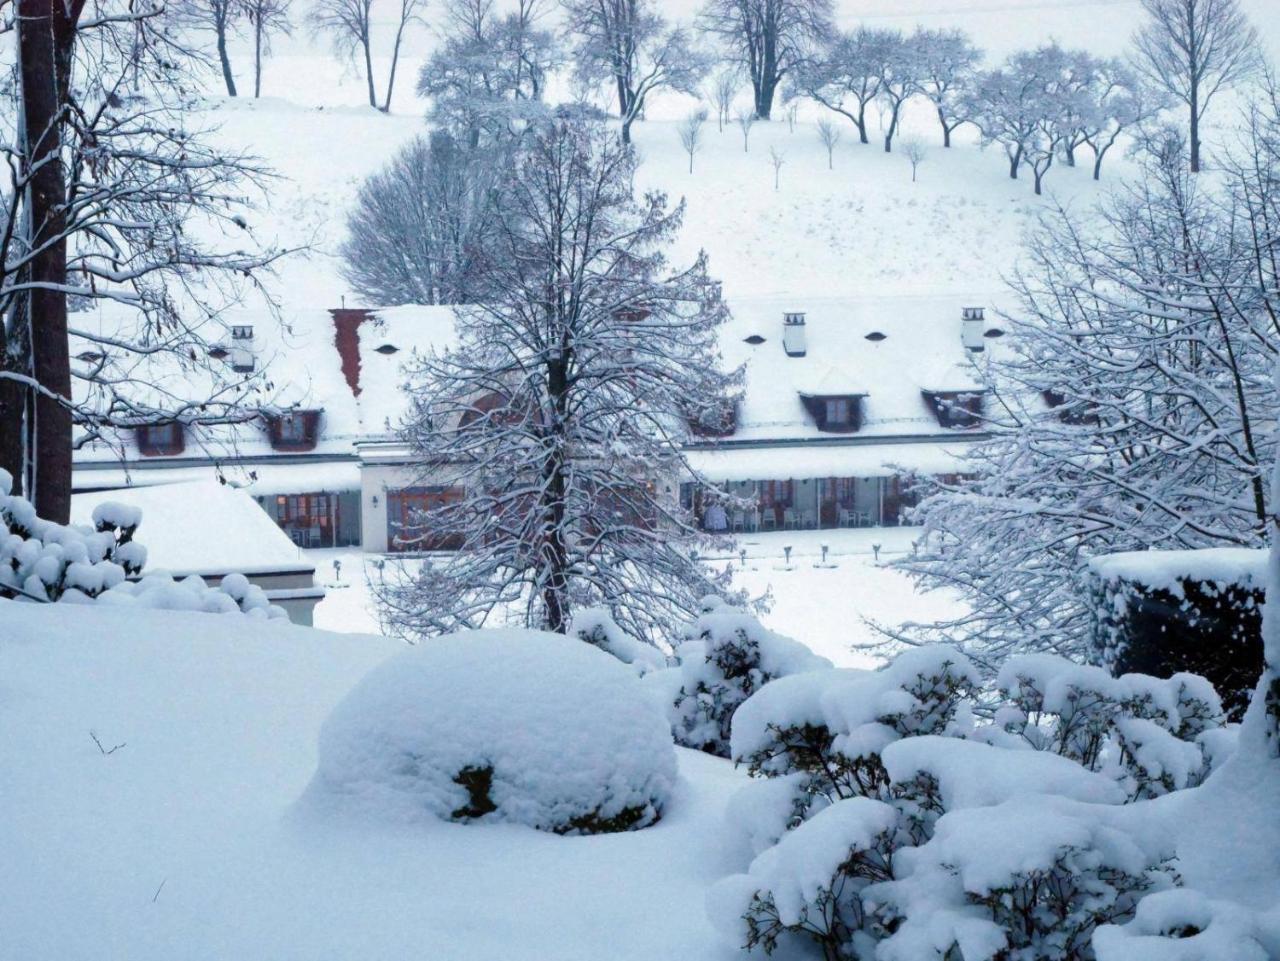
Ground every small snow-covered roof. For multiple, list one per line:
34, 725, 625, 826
71, 481, 314, 578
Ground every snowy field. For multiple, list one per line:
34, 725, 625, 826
310, 527, 959, 667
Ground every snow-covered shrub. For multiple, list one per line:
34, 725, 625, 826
306, 629, 677, 834
568, 606, 668, 675
1093, 889, 1280, 961
994, 654, 1228, 799
710, 645, 1232, 961
662, 596, 832, 757
0, 470, 143, 602
875, 794, 1177, 961
0, 470, 286, 618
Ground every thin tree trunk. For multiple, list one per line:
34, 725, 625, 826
1092, 146, 1106, 180
1190, 95, 1201, 173
216, 19, 237, 97
254, 20, 263, 97
18, 0, 81, 523
362, 35, 377, 109
0, 301, 30, 494
856, 104, 869, 144
382, 20, 407, 112
1009, 144, 1022, 179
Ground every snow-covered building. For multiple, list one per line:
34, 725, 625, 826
70, 295, 1001, 553
71, 481, 326, 625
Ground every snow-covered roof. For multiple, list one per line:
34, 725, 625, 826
719, 294, 1001, 443
1088, 548, 1267, 592
71, 481, 314, 577
355, 305, 458, 439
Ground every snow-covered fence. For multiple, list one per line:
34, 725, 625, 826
1087, 549, 1266, 718
0, 470, 286, 620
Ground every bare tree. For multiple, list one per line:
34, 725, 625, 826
902, 137, 925, 180
376, 119, 742, 645
914, 26, 981, 147
872, 29, 923, 152
242, 0, 293, 97
176, 0, 242, 96
698, 0, 833, 120
710, 67, 738, 131
768, 145, 785, 189
1, 0, 284, 519
382, 0, 429, 112
735, 106, 755, 151
793, 26, 891, 145
309, 0, 378, 108
784, 97, 799, 132
816, 115, 839, 167
341, 132, 504, 305
678, 109, 707, 173
419, 0, 559, 147
564, 0, 707, 144
1079, 59, 1167, 180
1132, 0, 1261, 172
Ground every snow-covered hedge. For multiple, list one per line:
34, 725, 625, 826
0, 470, 286, 619
709, 647, 1233, 961
307, 629, 678, 834
651, 596, 832, 757
1088, 549, 1266, 718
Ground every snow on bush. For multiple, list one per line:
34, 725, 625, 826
1092, 889, 1280, 961
658, 595, 832, 757
306, 628, 678, 834
709, 646, 1233, 961
568, 606, 668, 674
0, 470, 286, 618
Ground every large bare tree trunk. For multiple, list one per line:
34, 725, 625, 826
18, 0, 82, 523
362, 35, 377, 108
216, 18, 238, 96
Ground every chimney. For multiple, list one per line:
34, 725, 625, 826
783, 311, 807, 357
332, 308, 373, 396
962, 306, 985, 352
229, 324, 256, 372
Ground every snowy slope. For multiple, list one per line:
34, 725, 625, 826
0, 602, 750, 961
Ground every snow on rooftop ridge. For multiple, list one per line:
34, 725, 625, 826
1088, 549, 1268, 593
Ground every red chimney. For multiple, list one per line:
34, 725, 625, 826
331, 308, 372, 396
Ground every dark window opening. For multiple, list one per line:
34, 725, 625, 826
135, 422, 184, 456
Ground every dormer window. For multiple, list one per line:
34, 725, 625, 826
135, 422, 184, 456
801, 393, 865, 433
267, 409, 322, 451
231, 325, 254, 340
864, 331, 887, 342
375, 343, 399, 355
924, 390, 984, 429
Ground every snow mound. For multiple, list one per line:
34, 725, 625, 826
569, 606, 668, 674
306, 629, 678, 834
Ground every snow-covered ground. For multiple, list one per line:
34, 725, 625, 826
0, 602, 748, 961
309, 527, 960, 668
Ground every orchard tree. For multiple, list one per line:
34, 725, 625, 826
376, 119, 742, 645
678, 109, 707, 173
564, 0, 709, 144
698, 0, 833, 120
0, 0, 283, 520
872, 29, 923, 153
891, 133, 1280, 667
418, 0, 560, 147
1132, 0, 1261, 172
1079, 60, 1166, 180
176, 0, 242, 96
242, 0, 293, 97
309, 0, 426, 110
709, 67, 738, 130
793, 26, 892, 145
340, 132, 504, 305
915, 26, 981, 148
816, 115, 839, 167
